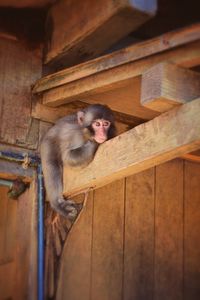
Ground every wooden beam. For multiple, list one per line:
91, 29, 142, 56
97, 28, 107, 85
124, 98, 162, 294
63, 98, 200, 197
182, 153, 200, 163
44, 0, 157, 69
32, 101, 143, 135
34, 23, 200, 93
0, 160, 34, 183
141, 63, 200, 112
42, 41, 200, 107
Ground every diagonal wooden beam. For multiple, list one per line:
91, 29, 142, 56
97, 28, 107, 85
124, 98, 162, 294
63, 98, 200, 197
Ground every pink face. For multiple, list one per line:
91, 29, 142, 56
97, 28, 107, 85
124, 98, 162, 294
92, 119, 111, 144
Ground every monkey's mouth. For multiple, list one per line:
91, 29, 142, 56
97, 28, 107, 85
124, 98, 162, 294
94, 136, 107, 144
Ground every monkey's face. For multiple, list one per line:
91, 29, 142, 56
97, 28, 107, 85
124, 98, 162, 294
91, 119, 111, 144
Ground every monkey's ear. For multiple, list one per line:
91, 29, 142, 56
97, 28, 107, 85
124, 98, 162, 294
77, 111, 85, 125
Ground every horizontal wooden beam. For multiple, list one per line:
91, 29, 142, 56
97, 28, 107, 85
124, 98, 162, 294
0, 160, 34, 183
141, 62, 200, 112
32, 101, 143, 135
42, 41, 200, 107
44, 0, 157, 69
33, 23, 200, 93
63, 98, 200, 197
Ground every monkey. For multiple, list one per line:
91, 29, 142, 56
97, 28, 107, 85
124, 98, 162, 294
40, 104, 116, 221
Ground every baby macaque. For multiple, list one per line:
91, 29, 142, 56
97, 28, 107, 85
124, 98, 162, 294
40, 104, 116, 221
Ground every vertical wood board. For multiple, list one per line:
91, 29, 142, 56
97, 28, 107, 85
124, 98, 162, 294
124, 168, 155, 300
154, 159, 183, 300
184, 161, 200, 300
56, 192, 94, 300
91, 180, 125, 300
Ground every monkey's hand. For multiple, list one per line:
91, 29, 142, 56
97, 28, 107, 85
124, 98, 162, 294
54, 198, 83, 222
82, 128, 94, 142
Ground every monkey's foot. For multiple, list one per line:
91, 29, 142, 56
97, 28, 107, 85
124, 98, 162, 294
57, 198, 83, 222
51, 214, 60, 229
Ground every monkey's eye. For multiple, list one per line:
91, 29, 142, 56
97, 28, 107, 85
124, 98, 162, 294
103, 121, 110, 127
93, 121, 101, 127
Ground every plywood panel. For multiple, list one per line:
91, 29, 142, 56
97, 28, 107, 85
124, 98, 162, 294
184, 161, 200, 300
91, 180, 125, 300
0, 38, 41, 149
124, 168, 155, 300
155, 159, 183, 300
0, 181, 37, 300
0, 186, 17, 264
13, 183, 37, 300
56, 192, 94, 300
0, 261, 16, 300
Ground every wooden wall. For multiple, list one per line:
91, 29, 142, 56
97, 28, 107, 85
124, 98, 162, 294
0, 35, 42, 299
0, 182, 37, 300
0, 37, 42, 150
56, 159, 200, 300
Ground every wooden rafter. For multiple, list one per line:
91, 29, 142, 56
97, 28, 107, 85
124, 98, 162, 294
33, 23, 200, 94
44, 0, 157, 68
63, 98, 200, 197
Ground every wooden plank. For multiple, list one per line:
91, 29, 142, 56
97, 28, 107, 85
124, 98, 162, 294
0, 186, 9, 263
0, 0, 53, 7
154, 159, 183, 300
182, 153, 200, 163
56, 192, 93, 300
0, 38, 42, 149
34, 23, 200, 93
63, 98, 200, 197
0, 261, 16, 300
83, 76, 159, 120
42, 41, 200, 107
32, 99, 145, 125
4, 194, 17, 262
124, 168, 154, 300
44, 0, 156, 69
141, 62, 200, 112
0, 159, 34, 182
91, 180, 124, 300
184, 161, 200, 300
14, 183, 37, 300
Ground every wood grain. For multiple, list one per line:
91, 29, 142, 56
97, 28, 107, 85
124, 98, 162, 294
141, 62, 200, 112
63, 99, 200, 197
44, 0, 156, 69
124, 168, 154, 300
34, 23, 200, 93
0, 38, 42, 149
91, 180, 124, 300
56, 192, 94, 300
154, 160, 183, 300
184, 161, 200, 300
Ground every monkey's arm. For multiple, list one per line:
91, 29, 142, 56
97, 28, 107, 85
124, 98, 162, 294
63, 140, 99, 167
40, 138, 81, 220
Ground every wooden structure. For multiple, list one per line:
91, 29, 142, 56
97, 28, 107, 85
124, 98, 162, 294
0, 0, 200, 299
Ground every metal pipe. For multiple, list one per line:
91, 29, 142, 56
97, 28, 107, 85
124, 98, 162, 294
37, 163, 45, 300
0, 150, 44, 300
0, 178, 13, 188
